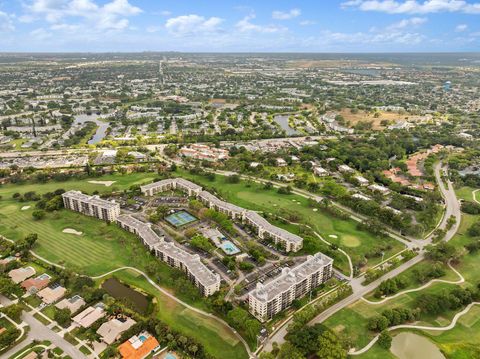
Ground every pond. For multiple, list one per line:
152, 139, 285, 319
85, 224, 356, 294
390, 332, 445, 359
102, 277, 150, 314
273, 115, 300, 136
73, 114, 110, 144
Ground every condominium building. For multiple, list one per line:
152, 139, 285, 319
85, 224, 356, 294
243, 210, 303, 252
140, 178, 202, 197
117, 215, 163, 251
248, 253, 333, 321
198, 190, 244, 220
62, 190, 120, 222
117, 214, 220, 296
141, 178, 304, 252
154, 242, 220, 296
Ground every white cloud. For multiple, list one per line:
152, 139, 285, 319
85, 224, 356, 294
236, 14, 287, 33
24, 0, 142, 31
30, 27, 52, 40
455, 23, 468, 31
299, 20, 316, 26
0, 11, 15, 32
318, 29, 425, 45
165, 14, 224, 36
341, 0, 480, 14
387, 16, 427, 29
146, 25, 161, 33
272, 8, 301, 20
305, 18, 427, 48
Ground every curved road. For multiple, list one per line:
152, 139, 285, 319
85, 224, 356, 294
261, 162, 461, 353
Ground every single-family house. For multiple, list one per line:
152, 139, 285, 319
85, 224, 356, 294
355, 176, 369, 187
21, 273, 51, 294
97, 316, 136, 345
313, 166, 329, 177
118, 331, 161, 359
8, 266, 36, 284
368, 184, 390, 195
38, 284, 66, 304
338, 164, 354, 173
56, 295, 86, 314
72, 303, 106, 328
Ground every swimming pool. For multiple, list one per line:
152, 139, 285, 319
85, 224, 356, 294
139, 335, 147, 342
165, 210, 198, 227
220, 240, 241, 255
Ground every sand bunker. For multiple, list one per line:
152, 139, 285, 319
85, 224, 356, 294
329, 234, 338, 239
21, 206, 31, 211
313, 208, 318, 212
63, 228, 83, 236
88, 180, 116, 187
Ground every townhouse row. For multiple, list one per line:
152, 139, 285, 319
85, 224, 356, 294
140, 178, 303, 252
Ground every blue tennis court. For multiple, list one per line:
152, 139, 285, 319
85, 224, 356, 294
165, 210, 198, 227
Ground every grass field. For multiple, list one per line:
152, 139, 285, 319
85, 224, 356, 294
455, 186, 478, 202
176, 170, 405, 274
322, 191, 480, 358
0, 202, 142, 274
338, 108, 432, 130
0, 170, 405, 358
100, 269, 247, 359
0, 173, 249, 359
0, 172, 157, 199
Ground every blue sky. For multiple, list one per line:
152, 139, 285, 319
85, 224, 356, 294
0, 0, 479, 52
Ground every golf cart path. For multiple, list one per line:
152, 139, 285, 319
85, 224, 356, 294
350, 301, 480, 355
473, 189, 479, 204
360, 261, 464, 305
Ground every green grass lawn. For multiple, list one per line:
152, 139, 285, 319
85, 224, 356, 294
7, 341, 52, 359
0, 172, 156, 199
0, 173, 249, 359
176, 170, 405, 274
0, 171, 403, 359
455, 186, 478, 202
0, 317, 15, 331
102, 269, 248, 359
323, 204, 480, 358
0, 201, 143, 275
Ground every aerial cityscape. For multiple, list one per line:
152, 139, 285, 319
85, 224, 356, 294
0, 1, 479, 359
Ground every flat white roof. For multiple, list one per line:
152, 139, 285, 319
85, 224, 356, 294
250, 253, 333, 303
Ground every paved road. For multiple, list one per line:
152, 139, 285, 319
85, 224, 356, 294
0, 295, 87, 359
261, 162, 461, 353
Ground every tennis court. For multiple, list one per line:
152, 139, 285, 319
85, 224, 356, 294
165, 210, 198, 228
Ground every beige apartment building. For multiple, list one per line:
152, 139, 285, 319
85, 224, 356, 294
141, 178, 303, 252
62, 190, 120, 222
248, 253, 333, 321
117, 214, 221, 296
